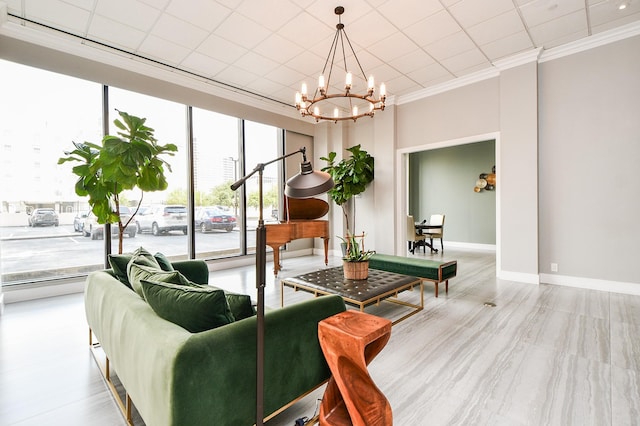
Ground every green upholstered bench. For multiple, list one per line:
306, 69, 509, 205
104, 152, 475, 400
369, 254, 457, 297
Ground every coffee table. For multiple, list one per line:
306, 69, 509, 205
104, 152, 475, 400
281, 267, 423, 324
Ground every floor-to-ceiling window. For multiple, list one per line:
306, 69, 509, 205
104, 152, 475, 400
243, 121, 282, 256
0, 60, 102, 284
107, 87, 188, 259
192, 108, 243, 259
0, 59, 286, 287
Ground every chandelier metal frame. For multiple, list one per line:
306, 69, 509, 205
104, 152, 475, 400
295, 6, 386, 123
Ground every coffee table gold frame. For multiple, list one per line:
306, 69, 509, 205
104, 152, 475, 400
281, 267, 423, 325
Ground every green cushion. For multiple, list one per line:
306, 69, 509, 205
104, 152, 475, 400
221, 291, 254, 321
128, 262, 190, 298
108, 254, 134, 287
111, 247, 174, 287
369, 253, 457, 282
111, 252, 174, 281
153, 252, 175, 272
140, 280, 235, 332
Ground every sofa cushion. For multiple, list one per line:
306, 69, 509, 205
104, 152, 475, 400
153, 252, 175, 272
110, 247, 174, 287
220, 291, 254, 321
128, 263, 190, 298
140, 280, 235, 332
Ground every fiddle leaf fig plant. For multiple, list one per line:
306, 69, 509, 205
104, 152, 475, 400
58, 110, 177, 253
321, 144, 374, 235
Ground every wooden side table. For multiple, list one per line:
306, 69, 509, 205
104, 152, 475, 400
318, 310, 393, 426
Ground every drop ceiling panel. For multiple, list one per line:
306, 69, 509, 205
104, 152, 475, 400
425, 31, 477, 61
529, 10, 588, 46
4, 0, 640, 115
165, 0, 231, 32
214, 13, 271, 50
378, 0, 443, 28
467, 9, 527, 45
448, 0, 516, 28
480, 31, 534, 60
519, 0, 585, 28
150, 14, 209, 50
180, 51, 228, 78
138, 34, 191, 65
404, 9, 463, 48
87, 14, 147, 51
23, 1, 91, 34
95, 0, 161, 33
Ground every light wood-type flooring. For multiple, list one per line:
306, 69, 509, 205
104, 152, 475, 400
2, 248, 639, 425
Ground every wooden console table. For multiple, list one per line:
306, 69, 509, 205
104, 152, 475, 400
318, 311, 392, 426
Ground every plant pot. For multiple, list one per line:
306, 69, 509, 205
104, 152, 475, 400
343, 260, 369, 280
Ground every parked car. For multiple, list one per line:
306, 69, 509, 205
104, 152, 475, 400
135, 205, 188, 236
28, 208, 59, 227
73, 210, 89, 232
195, 207, 236, 233
83, 206, 137, 240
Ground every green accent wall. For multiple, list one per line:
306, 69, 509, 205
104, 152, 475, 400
409, 140, 496, 245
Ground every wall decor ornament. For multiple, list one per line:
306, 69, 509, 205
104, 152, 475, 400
474, 166, 496, 192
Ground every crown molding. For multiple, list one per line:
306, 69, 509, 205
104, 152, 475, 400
396, 20, 640, 105
539, 20, 640, 63
493, 47, 542, 70
396, 67, 500, 105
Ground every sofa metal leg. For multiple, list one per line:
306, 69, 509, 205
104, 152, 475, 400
89, 335, 135, 425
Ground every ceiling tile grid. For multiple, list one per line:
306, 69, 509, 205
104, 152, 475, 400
4, 0, 640, 112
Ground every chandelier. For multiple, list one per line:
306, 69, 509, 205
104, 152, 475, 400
295, 6, 386, 123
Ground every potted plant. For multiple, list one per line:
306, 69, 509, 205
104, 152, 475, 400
340, 232, 376, 280
58, 110, 177, 253
321, 144, 374, 236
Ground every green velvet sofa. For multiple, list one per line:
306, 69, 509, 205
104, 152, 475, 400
85, 259, 346, 426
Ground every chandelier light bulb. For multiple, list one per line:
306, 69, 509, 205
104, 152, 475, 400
368, 75, 374, 91
301, 82, 308, 97
352, 105, 358, 116
345, 72, 352, 90
314, 106, 320, 116
318, 75, 325, 90
295, 92, 301, 107
380, 83, 386, 97
334, 108, 339, 118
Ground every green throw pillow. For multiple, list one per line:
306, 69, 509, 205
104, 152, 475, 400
111, 250, 174, 287
127, 262, 190, 298
153, 252, 174, 272
223, 291, 255, 321
129, 246, 161, 269
108, 254, 134, 288
141, 280, 235, 332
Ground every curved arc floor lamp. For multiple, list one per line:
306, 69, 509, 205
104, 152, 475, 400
230, 147, 334, 426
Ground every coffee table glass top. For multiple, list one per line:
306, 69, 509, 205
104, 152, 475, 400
282, 266, 420, 303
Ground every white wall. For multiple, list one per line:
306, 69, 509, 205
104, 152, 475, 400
538, 35, 640, 288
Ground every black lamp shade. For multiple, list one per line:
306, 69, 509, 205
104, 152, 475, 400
285, 161, 334, 198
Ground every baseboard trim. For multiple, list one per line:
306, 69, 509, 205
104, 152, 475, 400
540, 273, 640, 296
444, 241, 496, 251
3, 279, 85, 303
498, 270, 540, 284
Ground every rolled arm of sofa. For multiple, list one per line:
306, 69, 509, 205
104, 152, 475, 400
171, 295, 346, 426
170, 259, 209, 284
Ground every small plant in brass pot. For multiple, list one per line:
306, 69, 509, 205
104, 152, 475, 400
339, 232, 375, 280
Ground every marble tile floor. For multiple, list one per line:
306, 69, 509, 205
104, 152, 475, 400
1, 249, 639, 425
